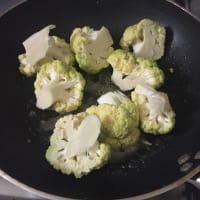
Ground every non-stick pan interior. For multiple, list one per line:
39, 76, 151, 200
0, 0, 200, 199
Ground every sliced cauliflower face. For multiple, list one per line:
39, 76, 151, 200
19, 25, 74, 76
97, 90, 128, 106
34, 60, 85, 113
108, 49, 164, 91
23, 24, 55, 66
120, 18, 166, 60
70, 26, 114, 74
46, 113, 111, 178
131, 84, 176, 135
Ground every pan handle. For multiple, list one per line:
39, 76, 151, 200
187, 177, 200, 190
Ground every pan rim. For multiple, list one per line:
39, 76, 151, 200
1, 166, 200, 200
166, 0, 200, 23
0, 0, 200, 199
1, 0, 200, 24
0, 0, 27, 18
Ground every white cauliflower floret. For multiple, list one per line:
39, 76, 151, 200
46, 113, 111, 178
70, 26, 114, 74
107, 49, 164, 91
19, 25, 74, 76
120, 18, 166, 60
34, 60, 85, 113
131, 84, 176, 135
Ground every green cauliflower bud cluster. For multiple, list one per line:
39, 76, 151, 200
70, 26, 114, 74
86, 91, 140, 151
19, 54, 49, 76
34, 60, 85, 113
99, 126, 141, 152
120, 18, 166, 60
48, 36, 75, 66
107, 49, 136, 75
107, 49, 164, 91
46, 112, 111, 178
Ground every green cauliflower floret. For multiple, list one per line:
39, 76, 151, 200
120, 18, 166, 60
107, 49, 164, 91
19, 25, 75, 76
70, 26, 114, 74
46, 112, 111, 178
100, 126, 141, 151
86, 91, 140, 151
131, 84, 176, 135
19, 54, 49, 76
34, 60, 85, 113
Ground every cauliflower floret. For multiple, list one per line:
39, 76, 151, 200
19, 25, 75, 76
86, 91, 140, 151
100, 126, 141, 151
34, 60, 85, 113
107, 49, 164, 91
70, 26, 114, 74
19, 54, 49, 76
120, 18, 166, 60
131, 84, 176, 135
47, 36, 75, 65
46, 112, 111, 178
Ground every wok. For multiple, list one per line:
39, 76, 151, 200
0, 0, 200, 199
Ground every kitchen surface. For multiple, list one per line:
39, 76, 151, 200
0, 0, 200, 200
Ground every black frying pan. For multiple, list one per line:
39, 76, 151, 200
0, 0, 200, 199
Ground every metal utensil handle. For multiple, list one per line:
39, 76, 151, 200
187, 179, 200, 190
